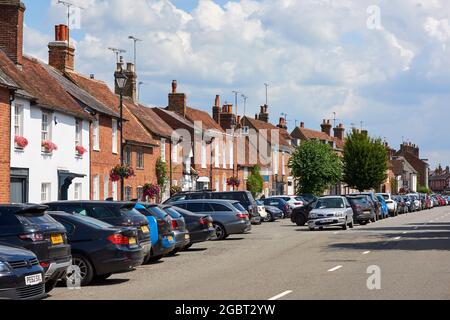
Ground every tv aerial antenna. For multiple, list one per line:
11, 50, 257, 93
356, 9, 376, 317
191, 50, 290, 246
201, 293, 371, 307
57, 0, 85, 45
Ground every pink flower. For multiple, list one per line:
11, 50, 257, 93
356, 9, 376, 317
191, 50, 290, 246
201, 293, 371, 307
42, 140, 58, 152
76, 145, 88, 156
14, 136, 28, 149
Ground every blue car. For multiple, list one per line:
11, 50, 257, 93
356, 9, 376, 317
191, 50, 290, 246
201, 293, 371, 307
376, 195, 389, 219
135, 203, 176, 261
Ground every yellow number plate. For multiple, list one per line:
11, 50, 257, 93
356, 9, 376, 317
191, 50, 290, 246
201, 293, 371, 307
168, 236, 173, 242
208, 223, 213, 228
51, 234, 63, 245
185, 234, 190, 240
141, 226, 149, 234
128, 237, 137, 245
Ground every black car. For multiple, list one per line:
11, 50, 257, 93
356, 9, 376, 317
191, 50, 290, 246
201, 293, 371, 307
0, 205, 72, 293
48, 212, 145, 286
163, 205, 215, 250
346, 195, 375, 225
160, 206, 190, 255
291, 200, 317, 226
44, 201, 152, 264
164, 191, 261, 225
0, 244, 46, 300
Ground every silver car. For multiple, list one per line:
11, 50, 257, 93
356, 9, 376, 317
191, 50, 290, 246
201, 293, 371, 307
308, 196, 354, 231
170, 199, 252, 240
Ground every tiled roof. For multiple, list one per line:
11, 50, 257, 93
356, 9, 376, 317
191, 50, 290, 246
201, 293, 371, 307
243, 117, 292, 147
66, 71, 156, 145
0, 67, 19, 89
0, 51, 91, 120
43, 65, 119, 118
429, 173, 450, 181
152, 108, 196, 131
125, 103, 176, 140
291, 126, 332, 142
185, 107, 224, 133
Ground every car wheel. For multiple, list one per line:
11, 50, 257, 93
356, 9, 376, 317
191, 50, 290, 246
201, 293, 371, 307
211, 223, 227, 241
142, 253, 151, 265
264, 213, 272, 222
342, 219, 348, 230
70, 254, 95, 287
349, 217, 354, 229
148, 255, 163, 263
183, 244, 193, 251
168, 248, 180, 256
309, 226, 315, 231
295, 214, 307, 226
95, 273, 112, 281
45, 279, 58, 293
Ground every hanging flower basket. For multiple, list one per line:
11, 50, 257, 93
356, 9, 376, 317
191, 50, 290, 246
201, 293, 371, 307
227, 176, 241, 188
42, 140, 58, 153
170, 185, 182, 196
110, 164, 135, 182
143, 183, 160, 200
14, 136, 28, 149
76, 145, 88, 156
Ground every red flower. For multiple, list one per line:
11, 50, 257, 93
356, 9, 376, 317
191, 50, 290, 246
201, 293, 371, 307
227, 177, 241, 188
14, 136, 28, 149
110, 164, 135, 182
143, 183, 160, 200
76, 145, 88, 156
42, 140, 58, 152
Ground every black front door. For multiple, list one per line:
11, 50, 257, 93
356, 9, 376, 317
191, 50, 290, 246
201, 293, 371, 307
10, 168, 29, 204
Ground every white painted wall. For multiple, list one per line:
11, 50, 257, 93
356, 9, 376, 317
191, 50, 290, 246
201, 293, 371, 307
11, 97, 90, 203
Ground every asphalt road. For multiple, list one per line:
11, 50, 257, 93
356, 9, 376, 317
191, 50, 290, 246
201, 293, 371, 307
49, 206, 450, 300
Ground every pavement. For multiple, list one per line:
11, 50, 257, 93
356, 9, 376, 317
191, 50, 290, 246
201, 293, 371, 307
49, 206, 450, 300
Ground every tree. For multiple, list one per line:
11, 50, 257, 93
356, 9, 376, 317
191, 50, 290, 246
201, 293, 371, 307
155, 158, 168, 202
289, 140, 343, 195
246, 166, 264, 198
343, 130, 388, 192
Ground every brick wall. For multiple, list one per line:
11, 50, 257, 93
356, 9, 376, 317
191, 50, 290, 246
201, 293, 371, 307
0, 87, 11, 203
90, 114, 120, 200
0, 0, 25, 66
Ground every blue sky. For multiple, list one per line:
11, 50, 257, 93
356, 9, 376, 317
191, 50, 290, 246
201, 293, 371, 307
18, 0, 450, 168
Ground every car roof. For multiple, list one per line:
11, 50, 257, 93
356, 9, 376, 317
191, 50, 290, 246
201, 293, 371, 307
0, 204, 48, 214
172, 199, 238, 205
319, 196, 345, 199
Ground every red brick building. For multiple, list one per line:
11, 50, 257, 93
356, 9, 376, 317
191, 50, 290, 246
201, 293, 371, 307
0, 84, 14, 203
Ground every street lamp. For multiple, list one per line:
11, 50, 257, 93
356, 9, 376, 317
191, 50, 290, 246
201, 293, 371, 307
115, 67, 128, 200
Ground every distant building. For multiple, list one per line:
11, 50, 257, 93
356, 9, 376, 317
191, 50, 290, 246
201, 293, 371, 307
390, 156, 418, 193
429, 165, 450, 193
395, 142, 429, 190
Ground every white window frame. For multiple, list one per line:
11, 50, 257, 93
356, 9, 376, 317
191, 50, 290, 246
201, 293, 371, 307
14, 104, 24, 137
222, 141, 227, 169
93, 175, 100, 200
125, 186, 132, 201
41, 183, 51, 202
103, 175, 109, 200
223, 175, 227, 192
124, 146, 132, 166
112, 181, 118, 201
137, 186, 144, 201
41, 111, 52, 143
75, 119, 82, 147
74, 183, 82, 200
112, 119, 118, 154
229, 140, 234, 169
161, 138, 166, 162
201, 141, 207, 169
172, 142, 178, 164
215, 141, 220, 168
282, 152, 286, 175
93, 115, 100, 151
137, 148, 144, 169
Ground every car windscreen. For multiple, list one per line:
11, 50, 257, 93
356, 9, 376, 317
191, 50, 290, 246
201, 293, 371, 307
213, 192, 248, 203
348, 197, 368, 205
145, 206, 168, 219
315, 198, 344, 209
295, 197, 305, 202
232, 202, 247, 212
121, 208, 146, 219
164, 207, 182, 219
69, 214, 114, 229
381, 195, 389, 200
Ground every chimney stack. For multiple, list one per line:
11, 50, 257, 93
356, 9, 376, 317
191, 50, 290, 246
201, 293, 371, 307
168, 80, 186, 117
219, 103, 236, 130
48, 24, 75, 72
300, 122, 305, 128
212, 95, 221, 124
277, 117, 287, 130
0, 0, 26, 66
321, 119, 332, 137
333, 123, 345, 141
258, 104, 269, 123
114, 61, 137, 103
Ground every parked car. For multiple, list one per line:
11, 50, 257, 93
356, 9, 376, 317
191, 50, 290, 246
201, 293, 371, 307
408, 194, 422, 211
350, 192, 382, 220
160, 206, 190, 255
48, 212, 145, 286
377, 193, 398, 216
291, 200, 317, 226
164, 206, 216, 250
308, 196, 354, 231
134, 203, 176, 261
164, 191, 261, 225
0, 244, 46, 300
436, 195, 447, 206
44, 201, 152, 264
376, 195, 389, 218
265, 196, 305, 210
431, 195, 440, 207
402, 195, 416, 212
346, 195, 375, 225
260, 197, 292, 219
0, 204, 71, 293
393, 195, 408, 214
171, 200, 251, 240
257, 200, 283, 222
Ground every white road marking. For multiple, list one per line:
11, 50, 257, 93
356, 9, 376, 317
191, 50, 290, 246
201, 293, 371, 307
328, 265, 343, 272
362, 251, 371, 255
268, 290, 293, 301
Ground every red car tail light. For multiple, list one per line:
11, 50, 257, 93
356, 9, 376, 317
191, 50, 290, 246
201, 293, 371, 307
171, 220, 178, 229
19, 233, 44, 242
236, 213, 247, 220
40, 262, 50, 268
107, 234, 130, 245
199, 217, 209, 225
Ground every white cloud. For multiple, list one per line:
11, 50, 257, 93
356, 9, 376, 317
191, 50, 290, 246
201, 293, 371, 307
23, 0, 450, 164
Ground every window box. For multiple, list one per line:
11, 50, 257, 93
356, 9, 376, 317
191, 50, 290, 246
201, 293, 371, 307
76, 145, 88, 157
42, 140, 58, 154
14, 136, 28, 150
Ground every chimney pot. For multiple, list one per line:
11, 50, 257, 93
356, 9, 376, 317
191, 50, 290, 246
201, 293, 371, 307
172, 80, 177, 94
215, 95, 220, 107
300, 122, 305, 128
90, 74, 95, 79
126, 62, 135, 72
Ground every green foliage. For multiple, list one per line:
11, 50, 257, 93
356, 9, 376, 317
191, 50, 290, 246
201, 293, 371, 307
417, 185, 431, 194
343, 131, 388, 192
246, 166, 264, 198
289, 140, 343, 196
155, 158, 168, 189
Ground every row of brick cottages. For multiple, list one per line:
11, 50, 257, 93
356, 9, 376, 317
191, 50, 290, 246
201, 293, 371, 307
0, 3, 299, 203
